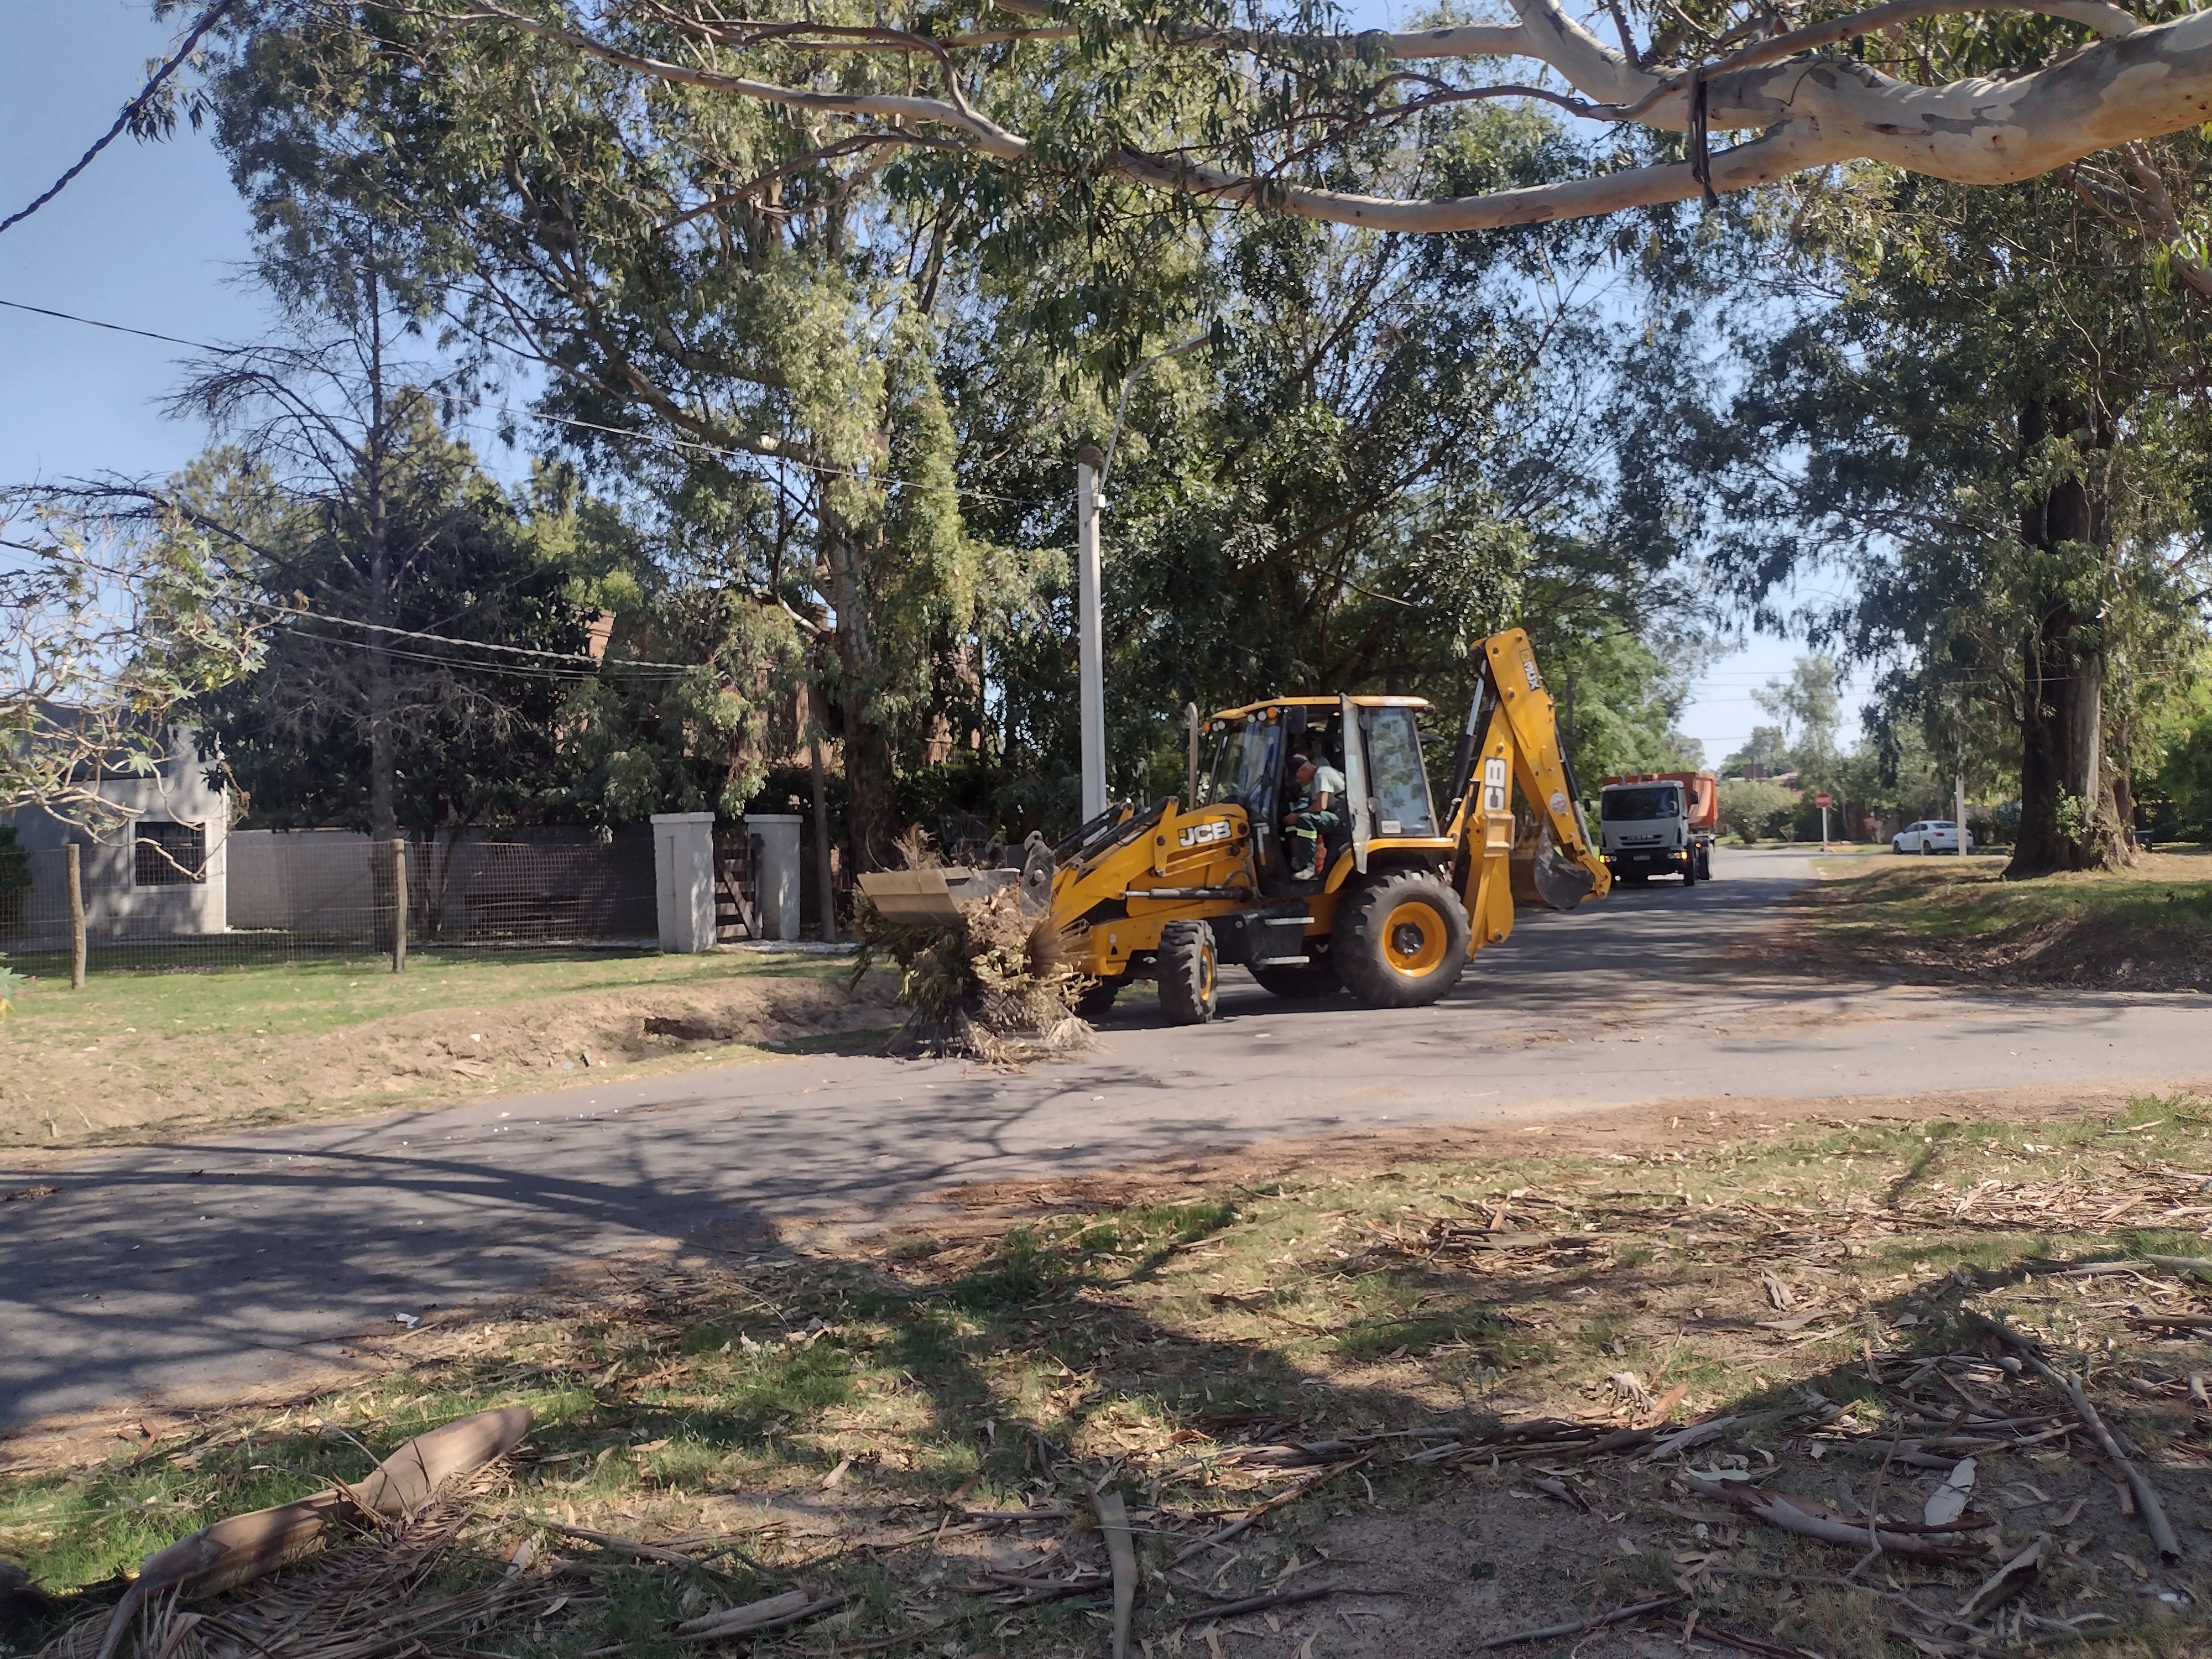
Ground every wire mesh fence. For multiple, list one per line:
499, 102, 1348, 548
0, 830, 658, 977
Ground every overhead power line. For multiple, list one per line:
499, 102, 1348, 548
275, 606, 698, 673
0, 295, 227, 351
0, 0, 243, 238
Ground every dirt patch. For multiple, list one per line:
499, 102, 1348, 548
0, 968, 899, 1149
920, 1077, 2212, 1225
6, 1100, 2210, 1657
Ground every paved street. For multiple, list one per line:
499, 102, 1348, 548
4, 847, 2208, 1430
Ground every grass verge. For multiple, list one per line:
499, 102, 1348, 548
0, 948, 896, 1151
1775, 851, 2212, 992
4, 1098, 2208, 1657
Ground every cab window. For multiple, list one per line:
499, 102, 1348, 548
1364, 707, 1437, 835
1202, 719, 1280, 811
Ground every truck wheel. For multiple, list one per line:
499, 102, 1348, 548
1074, 979, 1119, 1021
1157, 921, 1220, 1025
1250, 958, 1341, 1000
1698, 846, 1713, 881
1333, 870, 1470, 1009
1681, 855, 1697, 888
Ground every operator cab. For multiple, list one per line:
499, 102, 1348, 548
1196, 696, 1443, 896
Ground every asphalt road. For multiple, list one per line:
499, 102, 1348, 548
6, 847, 2208, 1431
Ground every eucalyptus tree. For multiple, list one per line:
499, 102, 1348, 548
947, 163, 1714, 821
1673, 165, 2212, 873
181, 0, 1033, 865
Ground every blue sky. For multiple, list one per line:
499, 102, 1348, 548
0, 0, 1860, 762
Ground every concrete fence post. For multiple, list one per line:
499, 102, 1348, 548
745, 813, 803, 942
651, 812, 718, 953
66, 842, 86, 990
390, 841, 408, 974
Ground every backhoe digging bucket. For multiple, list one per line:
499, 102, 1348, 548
1532, 842, 1598, 912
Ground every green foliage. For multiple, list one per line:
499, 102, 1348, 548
1546, 629, 1707, 781
2151, 717, 2212, 843
186, 406, 588, 838
1642, 156, 2212, 874
951, 147, 1709, 832
180, 1, 1713, 858
1752, 654, 1844, 781
1717, 778, 1798, 842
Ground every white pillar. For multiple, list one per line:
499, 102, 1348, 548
650, 811, 717, 953
745, 812, 804, 942
1076, 444, 1107, 822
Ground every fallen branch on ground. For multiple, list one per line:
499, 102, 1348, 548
677, 1589, 849, 1639
1985, 1323, 2183, 1562
1472, 1595, 1683, 1650
1168, 1453, 1374, 1565
1178, 1584, 1405, 1623
1687, 1474, 1989, 1563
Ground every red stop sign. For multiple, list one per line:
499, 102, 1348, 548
1815, 791, 1833, 808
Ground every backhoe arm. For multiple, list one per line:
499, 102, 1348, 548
1452, 630, 1611, 955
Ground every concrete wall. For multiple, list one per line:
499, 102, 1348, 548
226, 827, 656, 940
2, 731, 229, 938
225, 829, 375, 928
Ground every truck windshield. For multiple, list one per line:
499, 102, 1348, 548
1202, 719, 1279, 810
1601, 786, 1680, 821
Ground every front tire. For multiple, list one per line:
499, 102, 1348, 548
1074, 979, 1119, 1021
1681, 854, 1698, 888
1332, 869, 1470, 1009
1157, 920, 1220, 1025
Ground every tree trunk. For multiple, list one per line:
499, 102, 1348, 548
2005, 397, 2130, 878
821, 524, 900, 872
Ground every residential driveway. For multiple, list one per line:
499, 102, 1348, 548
4, 848, 2207, 1431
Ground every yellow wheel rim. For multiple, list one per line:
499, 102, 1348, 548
1199, 948, 1217, 1002
1383, 899, 1448, 977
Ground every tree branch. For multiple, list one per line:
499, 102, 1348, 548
449, 0, 2212, 234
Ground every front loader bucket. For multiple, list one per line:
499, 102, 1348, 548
1532, 842, 1598, 912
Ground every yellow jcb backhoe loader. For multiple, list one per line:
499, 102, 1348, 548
863, 629, 1610, 1026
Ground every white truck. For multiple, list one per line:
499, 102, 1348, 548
1598, 771, 1718, 886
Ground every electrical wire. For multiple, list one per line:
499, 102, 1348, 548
0, 295, 227, 352
0, 0, 243, 237
0, 291, 1038, 506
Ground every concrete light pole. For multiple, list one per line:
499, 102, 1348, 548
1071, 335, 1209, 823
1075, 444, 1108, 822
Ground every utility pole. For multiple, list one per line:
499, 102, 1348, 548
1076, 444, 1107, 822
1952, 697, 1968, 854
1074, 333, 1207, 825
1955, 747, 1968, 853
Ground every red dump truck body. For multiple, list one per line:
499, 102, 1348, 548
1600, 771, 1719, 832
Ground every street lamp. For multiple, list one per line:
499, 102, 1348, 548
1074, 335, 1208, 821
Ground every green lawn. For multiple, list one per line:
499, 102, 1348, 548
1788, 849, 2212, 990
2, 946, 835, 1043
0, 947, 893, 1150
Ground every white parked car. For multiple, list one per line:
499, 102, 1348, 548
1893, 819, 1970, 854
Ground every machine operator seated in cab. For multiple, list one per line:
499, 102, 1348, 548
1282, 749, 1347, 881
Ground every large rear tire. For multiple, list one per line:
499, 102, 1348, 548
1249, 958, 1342, 1000
1332, 869, 1470, 1009
1157, 920, 1220, 1025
